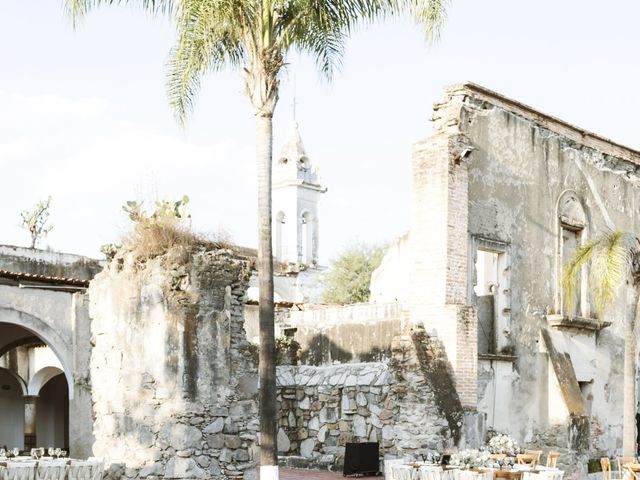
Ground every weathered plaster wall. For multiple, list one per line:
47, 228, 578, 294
0, 245, 103, 280
88, 248, 258, 480
370, 232, 411, 304
456, 83, 634, 459
399, 82, 640, 477
368, 83, 638, 473
281, 303, 404, 365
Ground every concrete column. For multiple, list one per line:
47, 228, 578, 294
24, 396, 37, 450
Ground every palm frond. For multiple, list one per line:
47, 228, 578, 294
275, 0, 447, 80
562, 236, 600, 318
591, 231, 638, 317
403, 0, 447, 43
64, 0, 174, 27
563, 230, 639, 319
167, 0, 246, 124
291, 25, 346, 80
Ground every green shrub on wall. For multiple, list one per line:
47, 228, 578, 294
276, 336, 301, 366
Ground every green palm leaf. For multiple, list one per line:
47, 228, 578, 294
563, 230, 639, 319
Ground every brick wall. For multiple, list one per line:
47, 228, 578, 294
408, 92, 478, 409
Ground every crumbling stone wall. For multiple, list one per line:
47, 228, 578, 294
275, 328, 453, 470
89, 248, 258, 480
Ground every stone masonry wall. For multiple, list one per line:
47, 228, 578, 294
89, 247, 258, 480
275, 327, 455, 470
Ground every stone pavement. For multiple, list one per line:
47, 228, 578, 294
273, 468, 381, 479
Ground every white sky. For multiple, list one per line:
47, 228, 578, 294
2, 1, 640, 262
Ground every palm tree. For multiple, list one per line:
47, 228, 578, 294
563, 230, 640, 456
65, 0, 447, 476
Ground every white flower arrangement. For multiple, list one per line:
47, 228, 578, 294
450, 449, 491, 469
488, 433, 519, 456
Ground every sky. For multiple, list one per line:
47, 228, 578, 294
2, 1, 640, 262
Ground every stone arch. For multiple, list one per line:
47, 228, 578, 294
0, 336, 45, 359
28, 366, 64, 396
0, 367, 27, 396
0, 307, 74, 399
557, 190, 587, 229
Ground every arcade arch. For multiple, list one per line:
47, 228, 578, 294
0, 320, 70, 451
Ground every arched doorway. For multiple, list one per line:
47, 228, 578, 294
0, 368, 26, 448
0, 322, 69, 451
36, 373, 69, 450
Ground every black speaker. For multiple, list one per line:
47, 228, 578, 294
343, 442, 380, 476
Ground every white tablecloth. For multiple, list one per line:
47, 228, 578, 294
385, 464, 564, 480
0, 460, 103, 480
521, 471, 564, 480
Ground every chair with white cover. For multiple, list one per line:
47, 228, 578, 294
67, 462, 96, 480
418, 466, 443, 480
389, 465, 415, 480
385, 459, 407, 478
89, 462, 103, 480
4, 463, 36, 480
35, 461, 67, 480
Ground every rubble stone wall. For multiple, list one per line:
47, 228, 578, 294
276, 330, 454, 470
88, 248, 258, 480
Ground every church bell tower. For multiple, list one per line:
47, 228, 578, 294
272, 122, 326, 266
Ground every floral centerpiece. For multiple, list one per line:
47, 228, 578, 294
450, 449, 490, 469
488, 433, 519, 456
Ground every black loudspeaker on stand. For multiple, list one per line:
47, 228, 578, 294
342, 442, 380, 477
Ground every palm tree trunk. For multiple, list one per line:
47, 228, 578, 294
623, 285, 639, 456
256, 113, 279, 479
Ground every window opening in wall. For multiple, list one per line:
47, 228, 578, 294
562, 226, 582, 317
555, 191, 590, 319
473, 240, 510, 356
300, 212, 311, 264
475, 250, 499, 355
275, 212, 285, 261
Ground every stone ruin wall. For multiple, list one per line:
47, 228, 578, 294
273, 322, 460, 470
421, 83, 640, 477
88, 248, 259, 480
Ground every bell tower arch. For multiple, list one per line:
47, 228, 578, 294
272, 122, 326, 266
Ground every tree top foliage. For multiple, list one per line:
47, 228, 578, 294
322, 242, 387, 305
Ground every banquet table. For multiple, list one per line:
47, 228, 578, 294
0, 458, 103, 480
385, 463, 564, 480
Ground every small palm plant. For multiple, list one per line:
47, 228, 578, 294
563, 230, 640, 456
